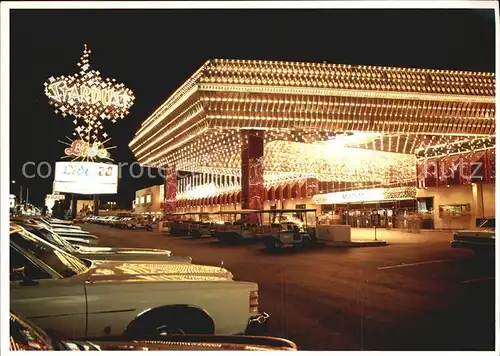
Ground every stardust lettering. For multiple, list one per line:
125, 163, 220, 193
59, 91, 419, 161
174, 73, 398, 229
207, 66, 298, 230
47, 81, 129, 107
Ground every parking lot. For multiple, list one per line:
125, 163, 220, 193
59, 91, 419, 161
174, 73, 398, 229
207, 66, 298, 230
84, 223, 495, 351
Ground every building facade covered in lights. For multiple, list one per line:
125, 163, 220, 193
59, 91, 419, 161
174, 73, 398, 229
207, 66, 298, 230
130, 59, 495, 230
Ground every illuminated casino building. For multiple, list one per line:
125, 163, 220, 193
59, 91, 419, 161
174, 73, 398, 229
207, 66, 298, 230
130, 59, 495, 230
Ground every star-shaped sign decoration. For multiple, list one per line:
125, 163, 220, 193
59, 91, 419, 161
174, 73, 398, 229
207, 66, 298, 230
44, 44, 135, 161
44, 44, 135, 122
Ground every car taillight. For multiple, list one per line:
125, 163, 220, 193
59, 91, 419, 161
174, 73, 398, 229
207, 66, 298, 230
249, 290, 259, 313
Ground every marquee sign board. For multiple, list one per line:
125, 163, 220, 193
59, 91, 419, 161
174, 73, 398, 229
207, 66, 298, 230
312, 187, 416, 205
53, 161, 118, 195
46, 194, 66, 201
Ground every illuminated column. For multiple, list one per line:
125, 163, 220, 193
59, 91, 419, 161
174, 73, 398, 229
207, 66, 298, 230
306, 178, 319, 198
164, 165, 177, 213
471, 182, 485, 229
241, 130, 265, 215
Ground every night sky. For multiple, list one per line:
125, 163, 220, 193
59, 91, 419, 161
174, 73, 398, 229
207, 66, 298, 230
9, 9, 496, 208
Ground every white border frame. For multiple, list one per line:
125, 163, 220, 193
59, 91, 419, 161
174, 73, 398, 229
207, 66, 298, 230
1, 2, 498, 356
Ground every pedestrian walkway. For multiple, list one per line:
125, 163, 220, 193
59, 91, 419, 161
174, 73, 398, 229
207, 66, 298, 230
350, 227, 453, 244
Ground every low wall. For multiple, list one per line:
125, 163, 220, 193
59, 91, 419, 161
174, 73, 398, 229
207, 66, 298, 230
316, 225, 351, 242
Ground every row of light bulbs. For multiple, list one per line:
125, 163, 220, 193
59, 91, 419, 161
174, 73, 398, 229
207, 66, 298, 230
200, 71, 493, 88
152, 128, 490, 172
133, 90, 494, 166
207, 58, 494, 78
198, 75, 493, 95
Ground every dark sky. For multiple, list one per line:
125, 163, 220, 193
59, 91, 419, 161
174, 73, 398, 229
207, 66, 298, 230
9, 9, 496, 207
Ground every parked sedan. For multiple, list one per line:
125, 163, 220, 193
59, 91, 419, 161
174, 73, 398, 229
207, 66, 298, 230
15, 223, 191, 263
9, 225, 268, 339
10, 312, 296, 351
34, 217, 83, 231
111, 217, 131, 228
119, 217, 135, 228
54, 230, 99, 247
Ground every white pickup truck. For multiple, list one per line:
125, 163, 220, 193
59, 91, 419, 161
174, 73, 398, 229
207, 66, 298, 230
9, 225, 269, 339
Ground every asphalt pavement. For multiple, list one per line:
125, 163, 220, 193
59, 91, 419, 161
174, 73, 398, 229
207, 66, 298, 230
83, 223, 496, 351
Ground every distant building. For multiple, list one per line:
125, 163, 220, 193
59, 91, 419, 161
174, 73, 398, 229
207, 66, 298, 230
77, 200, 94, 215
134, 184, 165, 217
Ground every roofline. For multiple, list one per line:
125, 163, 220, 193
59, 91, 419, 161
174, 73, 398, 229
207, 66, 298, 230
130, 59, 214, 146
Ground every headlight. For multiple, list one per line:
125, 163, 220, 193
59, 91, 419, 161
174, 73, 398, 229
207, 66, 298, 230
249, 290, 259, 313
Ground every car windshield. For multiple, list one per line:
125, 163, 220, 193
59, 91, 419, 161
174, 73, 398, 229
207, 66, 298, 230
10, 229, 89, 277
10, 313, 54, 351
23, 226, 78, 254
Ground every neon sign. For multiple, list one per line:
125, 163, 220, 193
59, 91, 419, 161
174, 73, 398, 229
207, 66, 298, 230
312, 187, 416, 204
46, 82, 132, 110
44, 44, 135, 162
44, 44, 134, 122
64, 139, 110, 160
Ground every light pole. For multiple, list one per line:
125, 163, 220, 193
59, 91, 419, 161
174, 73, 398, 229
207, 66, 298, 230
10, 180, 22, 206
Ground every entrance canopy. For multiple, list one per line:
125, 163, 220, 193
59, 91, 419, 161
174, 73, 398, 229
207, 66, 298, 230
130, 59, 495, 187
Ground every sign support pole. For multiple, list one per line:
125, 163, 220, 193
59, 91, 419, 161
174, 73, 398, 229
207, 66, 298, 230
71, 194, 78, 219
93, 195, 99, 216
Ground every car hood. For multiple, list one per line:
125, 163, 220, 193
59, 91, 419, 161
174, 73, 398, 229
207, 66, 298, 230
454, 229, 495, 238
63, 336, 297, 351
76, 246, 193, 263
85, 260, 233, 283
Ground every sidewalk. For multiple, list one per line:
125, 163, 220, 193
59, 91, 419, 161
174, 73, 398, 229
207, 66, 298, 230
350, 227, 453, 244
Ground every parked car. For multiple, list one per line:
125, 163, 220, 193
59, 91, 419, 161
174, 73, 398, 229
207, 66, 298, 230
47, 218, 74, 226
125, 217, 153, 231
114, 217, 131, 228
104, 216, 120, 226
12, 216, 82, 232
451, 229, 495, 258
111, 217, 131, 228
53, 230, 99, 247
15, 223, 191, 263
9, 225, 269, 339
10, 311, 295, 351
35, 217, 83, 231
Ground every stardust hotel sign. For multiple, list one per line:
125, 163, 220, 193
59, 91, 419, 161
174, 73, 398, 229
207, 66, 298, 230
43, 44, 134, 122
312, 187, 416, 205
45, 80, 132, 108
